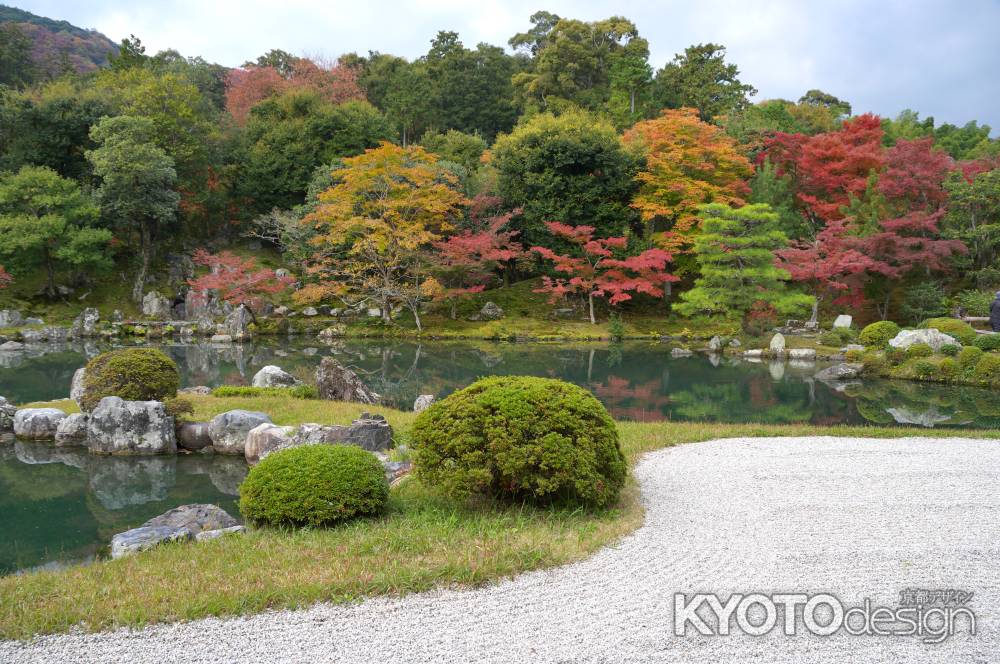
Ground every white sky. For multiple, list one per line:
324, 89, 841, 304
12, 0, 1000, 133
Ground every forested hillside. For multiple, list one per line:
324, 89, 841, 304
0, 8, 998, 330
0, 4, 116, 81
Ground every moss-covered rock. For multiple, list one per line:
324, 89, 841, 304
80, 348, 180, 412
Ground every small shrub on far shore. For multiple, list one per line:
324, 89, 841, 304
240, 444, 389, 527
910, 359, 938, 379
959, 346, 985, 369
973, 335, 1000, 352
940, 344, 961, 357
859, 321, 901, 347
905, 343, 934, 359
820, 327, 856, 346
974, 354, 1000, 383
938, 358, 959, 379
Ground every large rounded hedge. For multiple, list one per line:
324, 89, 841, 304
859, 321, 901, 347
80, 348, 180, 411
974, 334, 1000, 352
240, 444, 389, 527
920, 318, 977, 345
411, 376, 627, 508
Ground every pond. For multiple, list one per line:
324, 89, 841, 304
2, 337, 1000, 574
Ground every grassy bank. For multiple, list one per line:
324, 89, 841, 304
2, 395, 999, 640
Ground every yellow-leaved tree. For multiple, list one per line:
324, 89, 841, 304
298, 142, 466, 331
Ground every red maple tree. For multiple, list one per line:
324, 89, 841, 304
0, 265, 11, 290
879, 137, 952, 211
187, 250, 295, 315
225, 58, 364, 125
532, 222, 678, 324
428, 204, 527, 318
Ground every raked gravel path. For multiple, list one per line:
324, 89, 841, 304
4, 436, 1000, 663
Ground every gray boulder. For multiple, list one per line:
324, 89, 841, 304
208, 409, 273, 455
0, 396, 17, 432
195, 525, 246, 542
142, 503, 239, 535
223, 304, 253, 341
670, 348, 693, 358
788, 348, 817, 361
177, 422, 213, 451
833, 314, 853, 329
251, 365, 300, 388
769, 333, 786, 355
55, 413, 88, 447
413, 394, 435, 413
210, 333, 233, 344
244, 422, 295, 465
295, 413, 393, 452
814, 363, 864, 381
317, 325, 346, 341
87, 397, 177, 455
0, 340, 25, 351
70, 367, 86, 407
0, 309, 23, 328
707, 336, 723, 352
13, 408, 67, 440
70, 308, 101, 337
301, 306, 319, 317
470, 301, 503, 321
888, 328, 959, 352
111, 526, 192, 560
315, 357, 379, 403
142, 291, 173, 319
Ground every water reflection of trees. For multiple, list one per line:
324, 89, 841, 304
846, 380, 1000, 429
0, 443, 244, 574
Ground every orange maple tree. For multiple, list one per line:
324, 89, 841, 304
225, 58, 364, 125
623, 108, 752, 260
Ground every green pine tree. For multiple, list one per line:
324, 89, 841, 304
675, 203, 814, 322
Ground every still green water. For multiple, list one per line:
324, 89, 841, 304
1, 338, 998, 574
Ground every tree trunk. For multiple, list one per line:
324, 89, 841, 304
588, 292, 596, 325
131, 221, 152, 304
411, 303, 422, 332
808, 298, 819, 324
630, 89, 636, 114
44, 251, 56, 298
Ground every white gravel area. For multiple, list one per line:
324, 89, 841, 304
4, 435, 1000, 663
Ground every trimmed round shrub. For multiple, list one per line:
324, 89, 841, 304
973, 334, 1000, 352
819, 327, 856, 347
859, 321, 901, 347
845, 349, 864, 362
974, 354, 1000, 383
860, 351, 888, 374
411, 376, 626, 508
905, 343, 934, 359
959, 346, 985, 369
938, 358, 959, 379
940, 343, 961, 357
885, 347, 907, 366
910, 359, 938, 379
920, 318, 977, 345
240, 444, 389, 527
80, 348, 180, 411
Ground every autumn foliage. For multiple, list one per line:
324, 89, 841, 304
624, 108, 752, 256
225, 58, 364, 124
532, 222, 677, 324
0, 265, 11, 290
187, 249, 295, 313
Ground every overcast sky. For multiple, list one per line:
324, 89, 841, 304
12, 0, 1000, 134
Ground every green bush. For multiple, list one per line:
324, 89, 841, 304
973, 334, 1000, 352
885, 347, 907, 366
860, 351, 888, 374
940, 344, 961, 357
239, 445, 389, 527
845, 349, 864, 362
411, 376, 626, 508
938, 358, 959, 379
164, 396, 194, 422
210, 385, 319, 399
905, 343, 934, 359
80, 348, 180, 411
819, 327, 856, 346
959, 346, 985, 369
910, 359, 938, 379
920, 318, 977, 345
974, 354, 1000, 383
859, 321, 901, 347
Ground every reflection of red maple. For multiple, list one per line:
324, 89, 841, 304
590, 376, 672, 422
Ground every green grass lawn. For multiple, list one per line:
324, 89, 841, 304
1, 393, 999, 640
